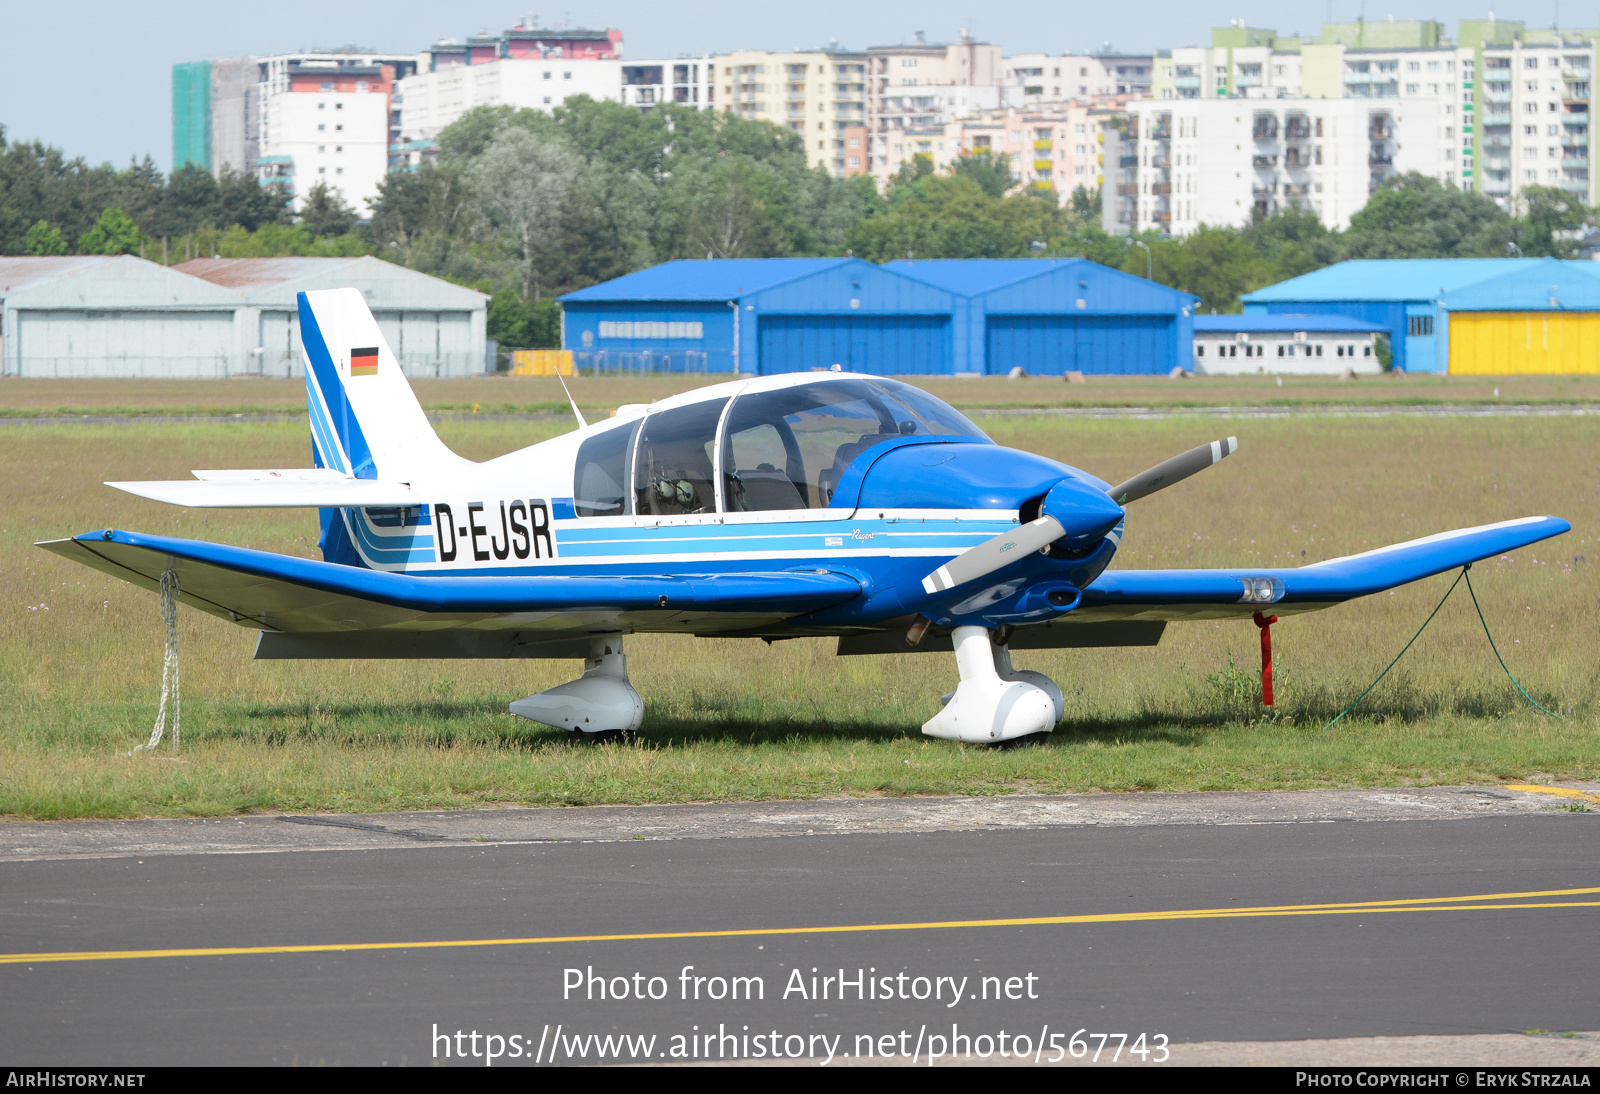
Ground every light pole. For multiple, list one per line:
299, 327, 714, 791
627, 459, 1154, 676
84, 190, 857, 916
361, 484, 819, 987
1131, 238, 1153, 280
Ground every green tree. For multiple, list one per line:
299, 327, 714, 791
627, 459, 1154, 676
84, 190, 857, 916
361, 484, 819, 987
298, 181, 359, 237
1241, 207, 1340, 283
1344, 173, 1511, 258
24, 219, 66, 254
76, 206, 142, 254
952, 151, 1014, 198
465, 128, 581, 301
1161, 225, 1266, 313
655, 157, 793, 258
215, 166, 291, 232
1069, 185, 1100, 218
847, 173, 1070, 261
1513, 185, 1592, 258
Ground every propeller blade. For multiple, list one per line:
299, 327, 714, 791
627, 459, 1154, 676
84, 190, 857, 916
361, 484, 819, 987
1107, 437, 1237, 505
921, 515, 1066, 595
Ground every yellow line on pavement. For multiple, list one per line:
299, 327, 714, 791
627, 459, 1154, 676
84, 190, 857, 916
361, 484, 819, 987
3, 886, 1596, 966
1505, 783, 1600, 804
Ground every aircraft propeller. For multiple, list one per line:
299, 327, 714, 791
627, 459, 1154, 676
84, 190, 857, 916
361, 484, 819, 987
920, 437, 1238, 596
1106, 436, 1237, 505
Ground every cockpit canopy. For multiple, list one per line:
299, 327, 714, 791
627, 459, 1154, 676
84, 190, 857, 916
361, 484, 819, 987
574, 378, 988, 518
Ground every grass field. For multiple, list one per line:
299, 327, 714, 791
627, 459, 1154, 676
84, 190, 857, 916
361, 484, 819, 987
3, 371, 1600, 419
1, 409, 1596, 820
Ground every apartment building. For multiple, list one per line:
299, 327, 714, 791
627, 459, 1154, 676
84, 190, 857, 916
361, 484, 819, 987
620, 60, 717, 110
872, 105, 1117, 203
396, 24, 657, 147
865, 31, 1001, 131
1151, 25, 1305, 100
254, 52, 421, 216
1003, 51, 1154, 103
174, 49, 418, 215
1124, 98, 1440, 233
718, 49, 870, 175
1472, 35, 1595, 204
1147, 18, 1597, 210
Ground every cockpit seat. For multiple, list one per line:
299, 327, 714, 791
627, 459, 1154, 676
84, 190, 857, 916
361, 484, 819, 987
734, 469, 806, 511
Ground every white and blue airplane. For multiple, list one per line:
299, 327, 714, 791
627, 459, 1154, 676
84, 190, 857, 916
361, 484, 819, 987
40, 290, 1571, 745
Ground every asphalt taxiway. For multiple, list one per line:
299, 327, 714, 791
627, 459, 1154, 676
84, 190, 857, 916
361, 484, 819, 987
2, 785, 1596, 1066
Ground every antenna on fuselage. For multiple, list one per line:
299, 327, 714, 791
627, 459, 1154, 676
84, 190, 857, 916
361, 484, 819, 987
554, 365, 588, 429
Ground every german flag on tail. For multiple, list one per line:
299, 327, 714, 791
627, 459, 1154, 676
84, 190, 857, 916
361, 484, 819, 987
350, 346, 379, 377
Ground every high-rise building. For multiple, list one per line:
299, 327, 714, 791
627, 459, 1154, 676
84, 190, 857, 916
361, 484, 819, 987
172, 49, 418, 217
717, 47, 870, 175
1122, 97, 1441, 233
620, 60, 717, 110
1144, 19, 1597, 212
1002, 50, 1154, 103
254, 52, 418, 216
397, 22, 629, 145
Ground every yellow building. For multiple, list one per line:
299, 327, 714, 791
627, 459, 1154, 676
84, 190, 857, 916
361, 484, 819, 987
719, 48, 868, 175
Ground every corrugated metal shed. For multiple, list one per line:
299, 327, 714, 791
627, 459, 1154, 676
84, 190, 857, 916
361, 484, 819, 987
560, 258, 958, 375
177, 257, 488, 378
559, 258, 848, 302
0, 255, 245, 378
561, 257, 1197, 375
1240, 258, 1600, 373
886, 258, 1198, 376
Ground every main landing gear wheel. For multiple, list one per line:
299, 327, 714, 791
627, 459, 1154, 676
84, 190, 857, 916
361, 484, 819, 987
921, 625, 1062, 745
510, 638, 645, 737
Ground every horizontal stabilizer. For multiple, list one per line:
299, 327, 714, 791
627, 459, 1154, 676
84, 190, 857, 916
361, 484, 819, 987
35, 529, 863, 635
1075, 516, 1570, 622
106, 477, 423, 509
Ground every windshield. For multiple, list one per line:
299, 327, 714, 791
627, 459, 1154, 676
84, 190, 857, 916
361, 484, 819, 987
720, 379, 988, 511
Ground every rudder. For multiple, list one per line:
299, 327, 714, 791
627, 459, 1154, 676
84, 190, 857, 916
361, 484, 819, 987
298, 288, 461, 480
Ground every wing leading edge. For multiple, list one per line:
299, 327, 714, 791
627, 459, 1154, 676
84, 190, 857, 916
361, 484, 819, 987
1074, 515, 1570, 622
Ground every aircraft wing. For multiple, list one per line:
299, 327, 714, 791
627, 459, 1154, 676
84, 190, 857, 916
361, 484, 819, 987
1073, 515, 1570, 622
106, 474, 423, 508
35, 529, 864, 634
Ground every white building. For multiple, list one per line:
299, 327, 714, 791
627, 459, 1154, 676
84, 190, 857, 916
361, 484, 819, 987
1002, 51, 1154, 103
865, 31, 1001, 136
1192, 314, 1386, 374
620, 59, 717, 110
1476, 38, 1594, 204
254, 52, 414, 217
398, 58, 624, 140
1125, 97, 1441, 233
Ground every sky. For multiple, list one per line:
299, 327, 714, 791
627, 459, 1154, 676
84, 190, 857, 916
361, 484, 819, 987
0, 0, 1578, 171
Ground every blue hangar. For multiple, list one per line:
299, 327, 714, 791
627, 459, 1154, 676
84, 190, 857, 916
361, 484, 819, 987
1240, 257, 1600, 374
558, 258, 1197, 376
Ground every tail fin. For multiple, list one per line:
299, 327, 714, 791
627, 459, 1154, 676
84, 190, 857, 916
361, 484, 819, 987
298, 288, 461, 480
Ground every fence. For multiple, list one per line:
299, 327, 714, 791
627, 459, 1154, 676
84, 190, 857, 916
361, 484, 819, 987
509, 349, 575, 376
570, 349, 710, 376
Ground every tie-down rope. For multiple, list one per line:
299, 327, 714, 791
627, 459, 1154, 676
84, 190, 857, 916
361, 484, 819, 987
131, 570, 181, 753
1323, 563, 1561, 731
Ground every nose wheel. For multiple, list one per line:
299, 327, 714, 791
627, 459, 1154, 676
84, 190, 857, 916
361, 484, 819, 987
922, 626, 1061, 745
